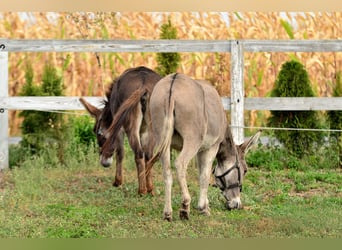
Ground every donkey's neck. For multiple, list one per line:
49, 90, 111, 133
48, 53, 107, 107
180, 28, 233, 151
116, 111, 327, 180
216, 126, 238, 163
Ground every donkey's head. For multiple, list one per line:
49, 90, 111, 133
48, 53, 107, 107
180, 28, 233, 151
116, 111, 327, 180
79, 97, 113, 167
213, 129, 261, 210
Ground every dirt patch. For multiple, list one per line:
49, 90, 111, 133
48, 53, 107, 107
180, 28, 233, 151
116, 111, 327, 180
238, 217, 281, 237
288, 187, 341, 198
0, 170, 14, 191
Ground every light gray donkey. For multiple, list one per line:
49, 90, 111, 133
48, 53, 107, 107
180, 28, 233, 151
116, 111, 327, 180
147, 73, 260, 221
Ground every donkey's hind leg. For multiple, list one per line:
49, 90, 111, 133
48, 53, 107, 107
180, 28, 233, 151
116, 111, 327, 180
126, 111, 148, 195
161, 145, 173, 221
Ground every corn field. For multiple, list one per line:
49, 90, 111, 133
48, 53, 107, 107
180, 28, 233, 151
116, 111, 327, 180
0, 12, 341, 135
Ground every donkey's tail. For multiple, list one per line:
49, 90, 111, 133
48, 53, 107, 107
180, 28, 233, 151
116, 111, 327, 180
146, 82, 176, 174
102, 87, 147, 154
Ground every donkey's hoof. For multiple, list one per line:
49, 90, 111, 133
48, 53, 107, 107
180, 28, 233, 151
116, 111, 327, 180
198, 205, 210, 216
112, 180, 122, 187
164, 213, 172, 222
146, 184, 154, 196
147, 189, 155, 196
199, 209, 210, 216
138, 189, 148, 195
179, 209, 190, 220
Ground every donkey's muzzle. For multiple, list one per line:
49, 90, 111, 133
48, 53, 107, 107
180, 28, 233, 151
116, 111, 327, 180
100, 155, 113, 168
226, 198, 242, 210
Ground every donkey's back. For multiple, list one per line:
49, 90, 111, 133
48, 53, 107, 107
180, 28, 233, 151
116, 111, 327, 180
150, 74, 227, 152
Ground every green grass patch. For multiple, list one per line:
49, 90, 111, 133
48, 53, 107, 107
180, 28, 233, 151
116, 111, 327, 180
1, 143, 341, 238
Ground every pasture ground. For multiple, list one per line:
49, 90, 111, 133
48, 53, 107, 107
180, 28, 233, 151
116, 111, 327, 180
0, 144, 341, 238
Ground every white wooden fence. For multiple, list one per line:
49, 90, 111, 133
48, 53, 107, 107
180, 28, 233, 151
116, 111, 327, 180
0, 39, 342, 169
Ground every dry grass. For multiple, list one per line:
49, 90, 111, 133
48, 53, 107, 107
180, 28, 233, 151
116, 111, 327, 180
1, 12, 341, 134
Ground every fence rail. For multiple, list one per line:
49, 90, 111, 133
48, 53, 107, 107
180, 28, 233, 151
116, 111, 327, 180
1, 39, 341, 52
1, 39, 342, 169
1, 96, 342, 111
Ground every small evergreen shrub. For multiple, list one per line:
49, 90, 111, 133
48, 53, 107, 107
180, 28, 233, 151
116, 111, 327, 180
156, 19, 181, 76
267, 60, 325, 157
14, 60, 97, 168
19, 62, 65, 155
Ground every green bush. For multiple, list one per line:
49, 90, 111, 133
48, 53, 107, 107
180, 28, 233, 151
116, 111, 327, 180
327, 71, 342, 166
246, 145, 284, 170
67, 115, 96, 147
267, 60, 325, 157
9, 116, 98, 169
246, 144, 339, 170
155, 19, 181, 76
19, 62, 65, 155
15, 61, 99, 168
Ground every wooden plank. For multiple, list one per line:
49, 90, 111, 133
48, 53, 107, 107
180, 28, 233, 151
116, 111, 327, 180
243, 40, 342, 52
0, 51, 8, 170
223, 97, 342, 111
244, 97, 342, 110
0, 97, 104, 111
0, 39, 341, 53
1, 96, 342, 111
230, 40, 245, 144
0, 39, 232, 53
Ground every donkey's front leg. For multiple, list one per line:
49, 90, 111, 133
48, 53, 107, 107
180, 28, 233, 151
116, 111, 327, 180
142, 130, 154, 194
113, 131, 125, 187
135, 155, 148, 195
196, 147, 219, 216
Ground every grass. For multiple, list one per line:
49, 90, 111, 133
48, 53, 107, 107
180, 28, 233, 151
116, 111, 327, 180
0, 143, 341, 238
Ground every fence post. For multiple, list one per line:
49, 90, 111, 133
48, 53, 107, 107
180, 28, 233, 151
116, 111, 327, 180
0, 46, 8, 170
230, 40, 244, 145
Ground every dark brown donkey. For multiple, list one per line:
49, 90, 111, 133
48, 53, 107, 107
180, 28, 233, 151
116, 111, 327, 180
80, 66, 162, 194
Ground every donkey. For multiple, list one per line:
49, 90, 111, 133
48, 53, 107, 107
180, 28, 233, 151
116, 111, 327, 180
80, 66, 162, 195
147, 73, 260, 221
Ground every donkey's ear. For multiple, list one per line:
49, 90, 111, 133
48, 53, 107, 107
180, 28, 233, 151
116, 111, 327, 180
239, 130, 261, 154
79, 97, 101, 118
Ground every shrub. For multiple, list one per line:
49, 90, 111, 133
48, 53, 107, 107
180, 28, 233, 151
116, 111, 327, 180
267, 60, 325, 157
155, 19, 181, 76
13, 62, 100, 168
10, 115, 97, 169
327, 71, 342, 166
246, 145, 285, 170
19, 62, 65, 155
246, 144, 339, 170
67, 115, 96, 147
